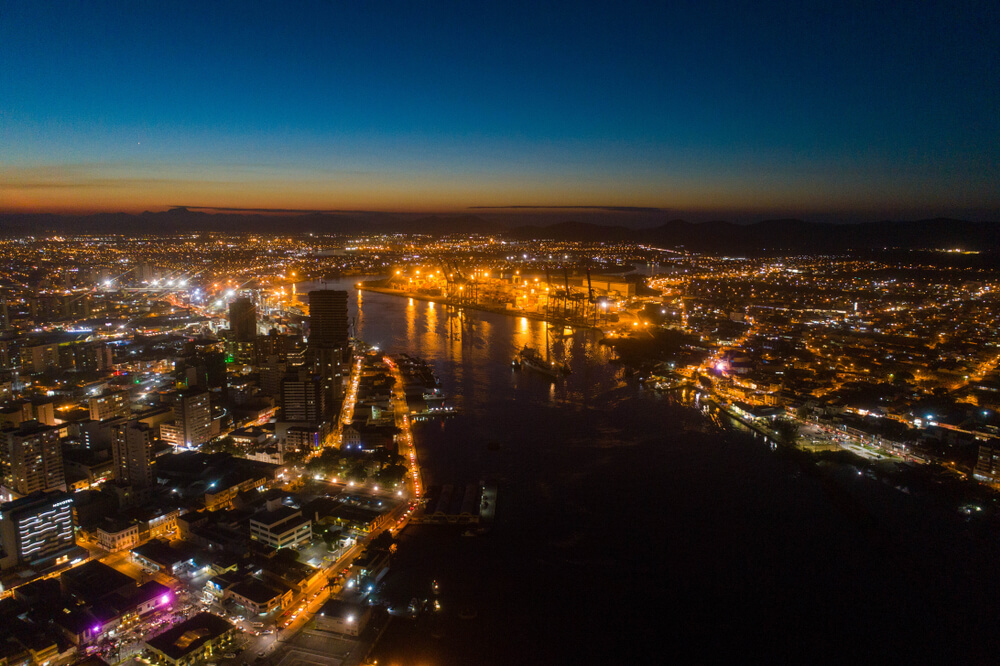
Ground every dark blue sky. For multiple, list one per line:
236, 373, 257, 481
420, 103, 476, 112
2, 1, 997, 220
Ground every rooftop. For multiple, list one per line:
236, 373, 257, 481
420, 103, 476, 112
318, 597, 365, 620
230, 577, 290, 605
60, 560, 136, 603
145, 612, 233, 661
250, 505, 302, 528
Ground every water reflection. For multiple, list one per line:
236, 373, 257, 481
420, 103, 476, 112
300, 278, 622, 417
406, 297, 415, 341
424, 299, 437, 340
354, 288, 364, 337
300, 279, 1000, 666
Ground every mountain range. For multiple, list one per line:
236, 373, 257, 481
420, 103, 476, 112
1, 209, 996, 254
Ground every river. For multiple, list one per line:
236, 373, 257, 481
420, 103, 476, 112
300, 279, 1000, 664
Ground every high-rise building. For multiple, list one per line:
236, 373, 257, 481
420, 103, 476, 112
281, 372, 324, 423
0, 402, 33, 429
89, 389, 130, 421
30, 399, 57, 426
172, 388, 212, 448
229, 297, 257, 342
230, 297, 258, 365
307, 290, 349, 347
177, 350, 228, 391
0, 421, 66, 499
138, 262, 157, 283
112, 421, 154, 487
0, 490, 76, 569
69, 341, 113, 373
308, 290, 348, 419
312, 345, 345, 421
974, 444, 1000, 482
21, 343, 61, 374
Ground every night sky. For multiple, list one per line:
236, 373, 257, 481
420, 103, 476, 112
2, 1, 997, 220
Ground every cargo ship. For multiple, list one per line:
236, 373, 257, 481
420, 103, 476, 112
512, 345, 569, 378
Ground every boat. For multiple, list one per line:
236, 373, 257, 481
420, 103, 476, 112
548, 325, 574, 339
516, 345, 563, 379
422, 387, 447, 402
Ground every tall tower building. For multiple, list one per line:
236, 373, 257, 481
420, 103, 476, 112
172, 388, 211, 448
307, 290, 349, 347
111, 421, 154, 487
229, 297, 258, 365
229, 297, 257, 342
281, 372, 324, 423
307, 290, 348, 420
0, 421, 66, 499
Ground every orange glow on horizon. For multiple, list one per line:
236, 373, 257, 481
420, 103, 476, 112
1, 161, 985, 216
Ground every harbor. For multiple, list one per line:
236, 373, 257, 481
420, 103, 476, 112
357, 281, 607, 331
295, 277, 1000, 665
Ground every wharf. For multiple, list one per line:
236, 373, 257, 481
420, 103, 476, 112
358, 284, 603, 330
410, 406, 459, 421
704, 394, 778, 441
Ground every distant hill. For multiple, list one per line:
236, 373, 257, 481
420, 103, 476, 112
1, 211, 996, 253
0, 210, 496, 237
506, 217, 1000, 253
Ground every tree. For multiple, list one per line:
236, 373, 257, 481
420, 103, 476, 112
772, 418, 800, 447
283, 448, 307, 467
891, 370, 914, 385
346, 460, 368, 483
369, 530, 396, 554
202, 436, 240, 456
272, 548, 300, 564
376, 463, 408, 486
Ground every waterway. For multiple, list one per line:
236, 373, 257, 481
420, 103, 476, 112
301, 279, 1000, 663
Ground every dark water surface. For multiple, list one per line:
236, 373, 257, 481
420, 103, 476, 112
305, 280, 1000, 664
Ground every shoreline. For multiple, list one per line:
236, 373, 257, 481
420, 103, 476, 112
358, 277, 910, 469
357, 282, 604, 331
359, 279, 876, 463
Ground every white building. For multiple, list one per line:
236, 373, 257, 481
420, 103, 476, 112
249, 506, 311, 550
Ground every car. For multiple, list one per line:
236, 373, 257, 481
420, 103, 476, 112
258, 651, 267, 658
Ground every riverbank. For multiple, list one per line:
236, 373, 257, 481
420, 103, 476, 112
305, 276, 1000, 664
357, 282, 604, 330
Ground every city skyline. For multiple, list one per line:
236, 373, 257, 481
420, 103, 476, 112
3, 1, 998, 220
1, 230, 1000, 662
4, 3, 1000, 662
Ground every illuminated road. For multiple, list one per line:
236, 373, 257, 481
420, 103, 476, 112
384, 356, 423, 499
242, 544, 364, 664
340, 356, 363, 428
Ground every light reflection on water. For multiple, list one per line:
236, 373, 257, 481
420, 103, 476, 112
301, 279, 622, 420
298, 279, 1000, 665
